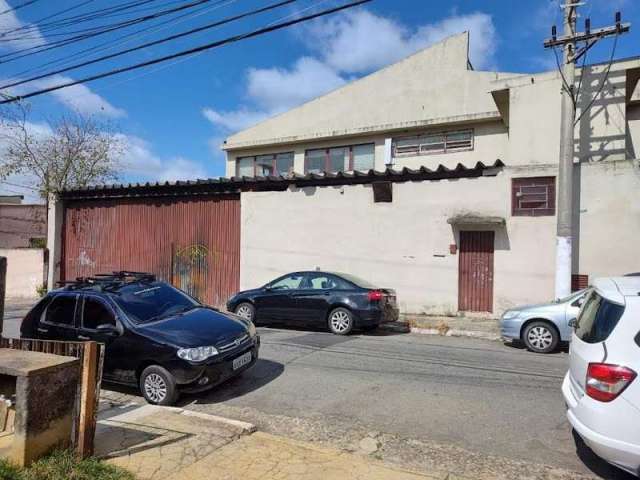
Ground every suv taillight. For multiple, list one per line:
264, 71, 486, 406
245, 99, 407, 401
368, 290, 383, 302
586, 363, 637, 402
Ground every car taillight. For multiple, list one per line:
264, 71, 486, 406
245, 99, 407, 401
368, 290, 383, 302
586, 363, 637, 402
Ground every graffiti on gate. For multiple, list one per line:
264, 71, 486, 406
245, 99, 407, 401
172, 244, 215, 303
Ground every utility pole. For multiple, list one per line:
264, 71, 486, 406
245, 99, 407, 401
544, 3, 629, 299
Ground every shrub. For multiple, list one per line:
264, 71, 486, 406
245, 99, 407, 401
0, 451, 135, 480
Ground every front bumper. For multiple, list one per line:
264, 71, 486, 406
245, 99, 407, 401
562, 372, 640, 476
499, 317, 522, 340
173, 336, 260, 392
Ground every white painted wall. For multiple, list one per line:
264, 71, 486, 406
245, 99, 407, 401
240, 170, 557, 315
0, 248, 45, 298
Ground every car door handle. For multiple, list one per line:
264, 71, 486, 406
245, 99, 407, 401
37, 327, 49, 333
78, 335, 90, 341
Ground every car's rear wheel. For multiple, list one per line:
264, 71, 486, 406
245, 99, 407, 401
328, 308, 354, 335
522, 321, 559, 353
235, 302, 255, 321
140, 365, 179, 406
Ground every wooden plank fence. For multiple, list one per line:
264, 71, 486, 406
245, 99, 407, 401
0, 337, 104, 458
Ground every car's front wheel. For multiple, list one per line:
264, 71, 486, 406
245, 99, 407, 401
140, 365, 179, 405
235, 302, 255, 321
522, 321, 559, 354
328, 307, 354, 335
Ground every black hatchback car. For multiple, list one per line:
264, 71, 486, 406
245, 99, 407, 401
227, 271, 398, 335
20, 272, 259, 405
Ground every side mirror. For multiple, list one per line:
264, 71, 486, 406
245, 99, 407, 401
568, 318, 577, 329
264, 285, 272, 291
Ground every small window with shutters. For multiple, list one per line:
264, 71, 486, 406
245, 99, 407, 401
512, 177, 556, 216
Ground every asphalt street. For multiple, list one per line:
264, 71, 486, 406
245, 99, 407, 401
185, 326, 633, 479
2, 301, 633, 479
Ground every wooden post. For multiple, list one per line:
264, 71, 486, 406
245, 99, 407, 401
0, 257, 6, 335
77, 341, 98, 458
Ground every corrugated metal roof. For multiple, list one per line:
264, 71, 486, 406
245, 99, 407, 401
60, 160, 505, 200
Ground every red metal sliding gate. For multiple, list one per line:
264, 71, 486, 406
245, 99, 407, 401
62, 195, 240, 307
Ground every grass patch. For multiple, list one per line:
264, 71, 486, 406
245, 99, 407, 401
0, 451, 134, 480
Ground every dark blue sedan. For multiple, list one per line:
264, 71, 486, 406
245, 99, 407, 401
226, 271, 399, 335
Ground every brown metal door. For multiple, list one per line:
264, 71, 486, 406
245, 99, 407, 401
458, 231, 494, 313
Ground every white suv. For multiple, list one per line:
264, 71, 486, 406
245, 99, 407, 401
562, 277, 640, 477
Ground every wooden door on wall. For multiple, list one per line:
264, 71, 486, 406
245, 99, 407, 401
458, 231, 495, 313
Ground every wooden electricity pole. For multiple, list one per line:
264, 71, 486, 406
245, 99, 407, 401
544, 3, 629, 298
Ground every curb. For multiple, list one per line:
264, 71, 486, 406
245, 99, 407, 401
105, 404, 257, 434
379, 322, 500, 341
409, 327, 501, 342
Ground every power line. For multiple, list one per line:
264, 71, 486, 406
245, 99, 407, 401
1, 0, 297, 90
9, 0, 234, 80
0, 0, 41, 17
0, 0, 215, 64
0, 0, 371, 104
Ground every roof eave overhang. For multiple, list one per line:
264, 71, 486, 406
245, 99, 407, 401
223, 112, 503, 152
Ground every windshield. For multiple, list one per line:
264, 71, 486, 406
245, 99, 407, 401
113, 282, 199, 324
332, 273, 379, 289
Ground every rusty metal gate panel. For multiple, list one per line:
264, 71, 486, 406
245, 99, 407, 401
62, 195, 240, 307
458, 230, 494, 313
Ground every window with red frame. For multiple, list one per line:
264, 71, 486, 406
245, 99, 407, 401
235, 152, 294, 177
512, 176, 556, 216
305, 143, 375, 174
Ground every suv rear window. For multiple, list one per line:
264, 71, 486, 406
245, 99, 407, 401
575, 291, 625, 344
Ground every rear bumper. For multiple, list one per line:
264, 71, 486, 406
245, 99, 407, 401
355, 306, 399, 326
563, 372, 640, 476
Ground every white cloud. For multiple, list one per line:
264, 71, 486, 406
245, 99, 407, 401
306, 10, 497, 73
118, 135, 207, 183
246, 57, 346, 111
0, 0, 45, 51
27, 75, 127, 118
203, 8, 497, 141
202, 107, 269, 132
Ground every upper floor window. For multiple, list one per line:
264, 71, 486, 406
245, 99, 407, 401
236, 152, 294, 177
393, 129, 473, 157
512, 176, 556, 216
305, 143, 375, 174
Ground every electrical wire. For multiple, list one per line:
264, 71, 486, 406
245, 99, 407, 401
0, 0, 371, 104
1, 0, 297, 90
0, 0, 214, 64
0, 0, 41, 17
9, 0, 235, 80
573, 33, 619, 126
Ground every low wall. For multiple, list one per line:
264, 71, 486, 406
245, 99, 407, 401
0, 249, 45, 298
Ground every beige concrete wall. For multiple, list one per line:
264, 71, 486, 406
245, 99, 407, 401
240, 169, 558, 315
577, 159, 640, 278
0, 248, 45, 298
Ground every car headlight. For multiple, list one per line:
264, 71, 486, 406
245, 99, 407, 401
247, 321, 256, 338
177, 346, 219, 362
502, 310, 521, 320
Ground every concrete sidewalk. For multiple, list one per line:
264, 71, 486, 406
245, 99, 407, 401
381, 314, 501, 341
175, 432, 444, 480
96, 400, 458, 480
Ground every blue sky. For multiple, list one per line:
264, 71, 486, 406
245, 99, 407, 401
0, 0, 638, 200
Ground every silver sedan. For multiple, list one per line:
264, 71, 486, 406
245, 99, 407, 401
500, 290, 588, 353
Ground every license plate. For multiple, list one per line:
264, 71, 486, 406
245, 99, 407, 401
232, 351, 252, 370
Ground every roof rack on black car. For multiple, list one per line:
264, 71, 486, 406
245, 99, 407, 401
57, 271, 156, 291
